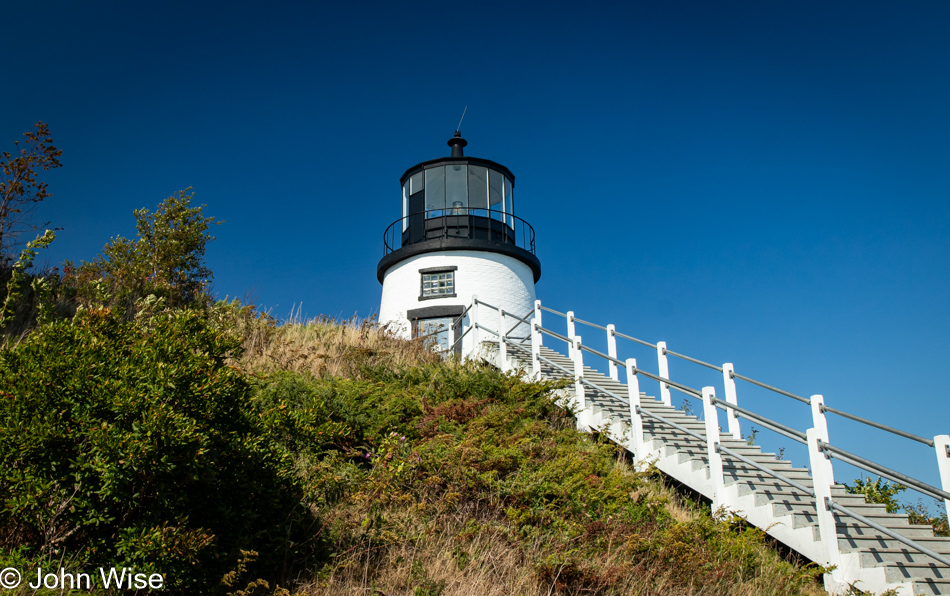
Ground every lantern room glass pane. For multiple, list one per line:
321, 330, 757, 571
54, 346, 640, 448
402, 182, 409, 231
446, 164, 467, 212
410, 171, 425, 196
467, 166, 488, 211
489, 169, 503, 208
504, 177, 513, 226
425, 166, 445, 215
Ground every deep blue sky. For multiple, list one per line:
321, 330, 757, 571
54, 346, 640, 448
3, 2, 949, 500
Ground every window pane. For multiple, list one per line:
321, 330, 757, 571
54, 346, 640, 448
504, 177, 513, 225
425, 166, 445, 214
468, 166, 488, 210
446, 164, 467, 211
410, 171, 425, 196
489, 169, 502, 208
402, 182, 409, 231
421, 271, 455, 297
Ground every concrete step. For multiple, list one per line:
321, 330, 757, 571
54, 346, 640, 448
771, 499, 894, 522
860, 549, 950, 567
839, 534, 950, 555
908, 578, 950, 596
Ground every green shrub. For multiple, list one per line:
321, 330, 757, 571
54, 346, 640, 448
63, 189, 217, 315
0, 308, 311, 592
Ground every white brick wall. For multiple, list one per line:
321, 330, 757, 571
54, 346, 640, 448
379, 250, 537, 355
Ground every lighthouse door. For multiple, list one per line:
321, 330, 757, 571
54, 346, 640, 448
419, 317, 451, 352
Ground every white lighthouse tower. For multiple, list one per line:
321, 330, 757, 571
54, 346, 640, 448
377, 132, 541, 356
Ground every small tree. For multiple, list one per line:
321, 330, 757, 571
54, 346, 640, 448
0, 122, 62, 263
71, 189, 218, 311
846, 476, 906, 513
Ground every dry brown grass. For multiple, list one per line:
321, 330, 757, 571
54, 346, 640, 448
211, 300, 440, 379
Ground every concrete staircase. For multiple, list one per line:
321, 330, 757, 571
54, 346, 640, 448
504, 342, 950, 596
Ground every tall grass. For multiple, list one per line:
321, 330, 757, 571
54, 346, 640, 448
209, 299, 440, 379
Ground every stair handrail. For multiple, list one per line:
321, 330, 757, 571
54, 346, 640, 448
820, 441, 950, 503
819, 404, 934, 447
538, 305, 568, 318
535, 302, 950, 508
711, 397, 807, 444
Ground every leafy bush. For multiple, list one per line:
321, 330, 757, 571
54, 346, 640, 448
846, 476, 949, 537
63, 189, 217, 314
0, 308, 312, 592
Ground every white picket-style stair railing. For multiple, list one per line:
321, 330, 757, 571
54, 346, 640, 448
441, 297, 950, 596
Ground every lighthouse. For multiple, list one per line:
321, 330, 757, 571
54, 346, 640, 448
377, 132, 541, 356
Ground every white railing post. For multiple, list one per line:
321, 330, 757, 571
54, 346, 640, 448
531, 319, 541, 379
807, 394, 841, 581
470, 295, 479, 356
566, 311, 576, 359
702, 387, 727, 515
935, 435, 950, 520
448, 324, 455, 358
497, 308, 508, 372
534, 300, 543, 347
626, 358, 644, 459
722, 363, 741, 440
607, 324, 618, 381
656, 341, 672, 406
809, 395, 834, 488
807, 426, 842, 580
573, 335, 588, 431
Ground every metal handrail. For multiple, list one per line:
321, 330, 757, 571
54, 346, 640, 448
631, 366, 703, 399
711, 397, 808, 444
820, 442, 950, 503
474, 298, 499, 312
731, 372, 810, 405
446, 323, 473, 352
475, 322, 498, 337
573, 317, 607, 332
664, 348, 723, 373
536, 325, 574, 346
820, 404, 934, 447
577, 342, 625, 368
539, 305, 568, 318
614, 330, 657, 349
451, 301, 473, 328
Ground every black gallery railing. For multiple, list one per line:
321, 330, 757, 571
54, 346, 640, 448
382, 209, 536, 256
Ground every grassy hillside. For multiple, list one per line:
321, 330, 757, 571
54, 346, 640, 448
0, 301, 836, 595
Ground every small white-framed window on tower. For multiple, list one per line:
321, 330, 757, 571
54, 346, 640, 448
419, 266, 457, 300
